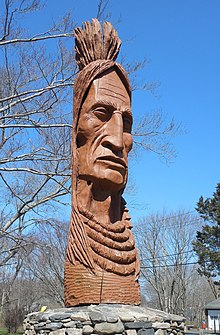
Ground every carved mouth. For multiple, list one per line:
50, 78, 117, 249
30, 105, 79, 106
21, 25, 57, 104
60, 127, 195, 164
97, 156, 127, 168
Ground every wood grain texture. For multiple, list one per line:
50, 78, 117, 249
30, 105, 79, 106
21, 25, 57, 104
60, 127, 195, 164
64, 260, 140, 306
65, 206, 140, 306
64, 19, 140, 307
75, 19, 121, 70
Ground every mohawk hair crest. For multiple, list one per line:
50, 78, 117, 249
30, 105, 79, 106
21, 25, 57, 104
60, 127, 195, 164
74, 18, 122, 70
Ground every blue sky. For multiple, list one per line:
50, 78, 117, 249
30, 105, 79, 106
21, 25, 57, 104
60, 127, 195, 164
24, 0, 220, 221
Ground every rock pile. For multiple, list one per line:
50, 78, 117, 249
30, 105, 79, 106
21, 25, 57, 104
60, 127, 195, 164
23, 304, 185, 335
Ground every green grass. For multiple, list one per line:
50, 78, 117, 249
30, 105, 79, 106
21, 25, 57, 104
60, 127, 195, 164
0, 327, 23, 335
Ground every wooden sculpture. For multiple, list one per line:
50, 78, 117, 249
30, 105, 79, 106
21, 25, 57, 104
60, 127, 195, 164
64, 19, 140, 306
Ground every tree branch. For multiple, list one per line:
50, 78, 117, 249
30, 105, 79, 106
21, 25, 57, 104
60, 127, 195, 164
0, 33, 74, 46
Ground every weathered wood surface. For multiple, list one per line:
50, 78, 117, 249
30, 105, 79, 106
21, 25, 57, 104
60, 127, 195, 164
64, 19, 140, 306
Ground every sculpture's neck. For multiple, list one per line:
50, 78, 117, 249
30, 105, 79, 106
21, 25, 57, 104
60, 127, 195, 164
76, 179, 123, 224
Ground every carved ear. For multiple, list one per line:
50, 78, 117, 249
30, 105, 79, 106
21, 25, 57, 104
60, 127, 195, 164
75, 18, 121, 70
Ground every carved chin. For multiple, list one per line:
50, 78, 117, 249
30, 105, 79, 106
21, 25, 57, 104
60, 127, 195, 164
97, 172, 127, 191
78, 159, 128, 191
83, 168, 127, 192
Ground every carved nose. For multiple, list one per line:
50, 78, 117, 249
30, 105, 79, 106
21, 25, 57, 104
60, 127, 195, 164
102, 112, 124, 155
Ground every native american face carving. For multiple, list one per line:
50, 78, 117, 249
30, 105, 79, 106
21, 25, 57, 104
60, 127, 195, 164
65, 20, 140, 307
76, 69, 133, 193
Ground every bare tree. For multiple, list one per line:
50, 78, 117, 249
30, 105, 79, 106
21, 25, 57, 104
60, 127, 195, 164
134, 211, 203, 315
24, 220, 68, 307
186, 271, 215, 326
0, 0, 75, 269
0, 0, 181, 284
132, 111, 181, 162
0, 219, 68, 317
0, 234, 34, 317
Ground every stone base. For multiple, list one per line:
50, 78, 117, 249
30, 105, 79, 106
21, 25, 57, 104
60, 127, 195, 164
23, 304, 185, 335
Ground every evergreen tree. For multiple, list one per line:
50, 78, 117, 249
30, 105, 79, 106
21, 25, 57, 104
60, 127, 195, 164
193, 183, 220, 281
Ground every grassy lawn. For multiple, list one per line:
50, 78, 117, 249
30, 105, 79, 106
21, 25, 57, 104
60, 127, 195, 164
0, 327, 23, 335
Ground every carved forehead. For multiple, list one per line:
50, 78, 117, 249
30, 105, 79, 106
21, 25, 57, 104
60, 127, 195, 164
92, 70, 130, 106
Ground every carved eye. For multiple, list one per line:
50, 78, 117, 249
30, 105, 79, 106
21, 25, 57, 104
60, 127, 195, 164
93, 107, 111, 121
123, 114, 132, 133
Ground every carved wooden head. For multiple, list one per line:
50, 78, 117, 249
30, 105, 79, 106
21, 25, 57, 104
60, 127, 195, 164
76, 67, 132, 192
73, 19, 132, 195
